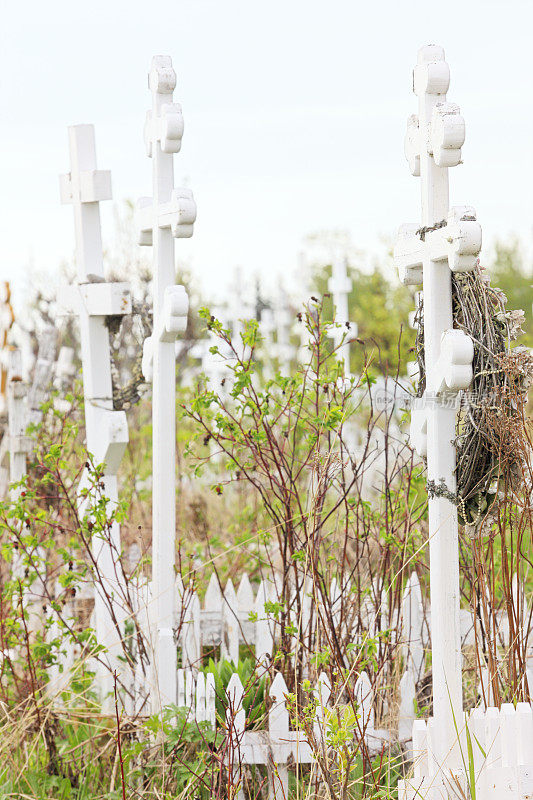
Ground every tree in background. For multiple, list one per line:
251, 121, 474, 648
310, 259, 416, 377
488, 237, 533, 347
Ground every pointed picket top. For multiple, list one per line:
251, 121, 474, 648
254, 579, 268, 613
224, 578, 238, 608
204, 573, 223, 611
269, 672, 290, 736
354, 671, 374, 731
195, 672, 206, 722
236, 573, 254, 613
226, 673, 245, 734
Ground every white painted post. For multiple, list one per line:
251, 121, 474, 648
137, 55, 196, 711
394, 46, 482, 767
59, 124, 131, 711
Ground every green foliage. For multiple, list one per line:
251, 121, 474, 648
202, 657, 267, 728
489, 238, 533, 346
310, 261, 416, 375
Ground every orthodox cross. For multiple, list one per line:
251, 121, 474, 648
137, 55, 196, 711
394, 45, 481, 770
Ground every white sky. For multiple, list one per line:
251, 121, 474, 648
1, 0, 532, 304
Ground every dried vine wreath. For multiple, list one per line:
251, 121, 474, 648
413, 264, 533, 531
106, 301, 153, 411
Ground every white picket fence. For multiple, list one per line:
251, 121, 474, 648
164, 667, 386, 800
46, 563, 533, 719
400, 704, 533, 800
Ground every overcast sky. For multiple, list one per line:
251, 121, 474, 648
1, 0, 532, 304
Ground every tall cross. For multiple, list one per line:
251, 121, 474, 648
394, 46, 481, 769
59, 124, 131, 712
328, 253, 357, 375
137, 55, 196, 711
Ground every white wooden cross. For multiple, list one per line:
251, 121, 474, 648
393, 45, 482, 769
328, 253, 357, 375
137, 55, 196, 711
59, 124, 131, 712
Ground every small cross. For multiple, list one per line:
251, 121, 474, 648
327, 255, 357, 375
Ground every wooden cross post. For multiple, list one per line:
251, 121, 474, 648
394, 46, 482, 769
59, 124, 131, 711
138, 55, 196, 710
328, 254, 356, 375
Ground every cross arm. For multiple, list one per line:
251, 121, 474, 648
409, 329, 473, 457
144, 103, 184, 157
394, 207, 482, 285
137, 188, 197, 246
57, 282, 132, 317
59, 168, 112, 205
328, 273, 352, 296
92, 409, 129, 474
429, 328, 473, 395
406, 102, 465, 174
141, 285, 189, 381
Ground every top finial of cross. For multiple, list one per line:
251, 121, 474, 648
148, 55, 177, 95
413, 45, 450, 98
